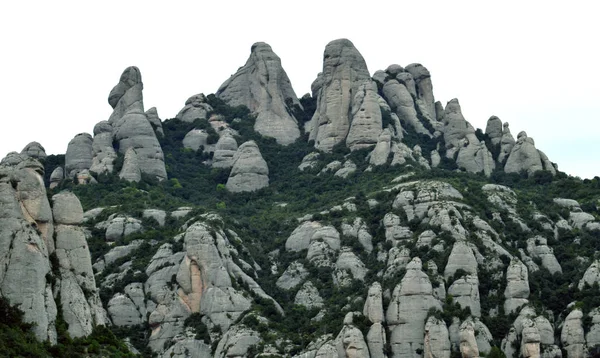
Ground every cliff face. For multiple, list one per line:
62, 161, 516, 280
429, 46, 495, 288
2, 39, 587, 358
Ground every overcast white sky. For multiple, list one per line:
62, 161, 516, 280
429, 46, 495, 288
1, 1, 598, 178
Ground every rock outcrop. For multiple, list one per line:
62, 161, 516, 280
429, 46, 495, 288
306, 39, 371, 151
90, 121, 116, 175
226, 141, 269, 192
21, 141, 47, 160
424, 316, 451, 358
504, 259, 530, 314
441, 99, 494, 176
386, 258, 442, 357
504, 131, 555, 176
176, 94, 213, 123
65, 133, 94, 177
346, 80, 383, 150
212, 133, 238, 168
217, 42, 301, 145
485, 116, 503, 146
561, 309, 586, 358
145, 107, 164, 136
108, 66, 167, 181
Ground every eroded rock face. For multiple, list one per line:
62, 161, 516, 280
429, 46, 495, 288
504, 131, 553, 176
226, 141, 269, 192
504, 259, 530, 314
444, 241, 478, 280
346, 80, 383, 150
441, 99, 494, 176
580, 260, 600, 290
306, 39, 371, 151
212, 133, 238, 168
561, 309, 586, 358
459, 319, 480, 358
520, 318, 541, 358
108, 66, 167, 181
387, 258, 442, 357
0, 155, 56, 342
526, 236, 562, 274
90, 121, 116, 175
21, 141, 47, 160
405, 63, 436, 123
218, 42, 301, 145
485, 116, 503, 146
294, 281, 324, 309
424, 316, 451, 358
145, 107, 164, 136
65, 133, 94, 177
176, 94, 213, 123
448, 275, 481, 317
498, 122, 516, 164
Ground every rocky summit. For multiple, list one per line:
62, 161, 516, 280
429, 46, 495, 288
1, 38, 599, 358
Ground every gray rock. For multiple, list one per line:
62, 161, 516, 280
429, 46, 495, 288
182, 129, 212, 152
119, 148, 142, 182
526, 236, 562, 274
143, 209, 166, 227
424, 316, 451, 358
334, 160, 357, 178
561, 309, 586, 358
406, 63, 437, 122
108, 66, 167, 181
504, 131, 546, 176
162, 339, 211, 358
485, 116, 503, 146
346, 80, 383, 150
504, 259, 530, 314
145, 107, 164, 136
276, 261, 308, 290
382, 79, 431, 136
294, 281, 324, 309
442, 99, 494, 176
306, 39, 371, 152
333, 248, 367, 286
217, 42, 301, 145
459, 319, 479, 358
65, 133, 93, 177
367, 322, 387, 358
498, 122, 516, 164
334, 314, 371, 358
226, 141, 269, 192
579, 259, 600, 290
369, 129, 392, 166
444, 241, 478, 281
101, 215, 143, 242
587, 308, 600, 350
90, 121, 116, 175
520, 318, 541, 358
298, 152, 320, 171
386, 258, 442, 357
212, 132, 238, 168
534, 315, 554, 346
52, 191, 84, 225
448, 275, 481, 317
341, 217, 373, 253
363, 282, 384, 324
176, 93, 213, 123
21, 141, 47, 160
214, 325, 261, 358
49, 166, 64, 189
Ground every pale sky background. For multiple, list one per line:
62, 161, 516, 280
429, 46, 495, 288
1, 1, 598, 178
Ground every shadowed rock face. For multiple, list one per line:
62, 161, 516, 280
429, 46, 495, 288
107, 66, 167, 182
217, 42, 301, 145
306, 39, 371, 152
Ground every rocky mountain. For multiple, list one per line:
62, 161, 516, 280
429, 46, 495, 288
1, 38, 599, 358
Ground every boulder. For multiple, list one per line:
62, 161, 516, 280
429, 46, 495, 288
119, 147, 142, 182
217, 42, 301, 145
176, 94, 213, 123
212, 132, 238, 168
182, 129, 212, 152
448, 275, 481, 317
226, 141, 269, 192
333, 248, 367, 286
369, 129, 393, 166
579, 259, 600, 290
444, 241, 478, 281
526, 236, 562, 274
306, 39, 371, 151
363, 282, 384, 324
65, 133, 93, 177
49, 166, 64, 189
21, 141, 47, 160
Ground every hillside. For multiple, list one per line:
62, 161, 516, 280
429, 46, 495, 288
1, 38, 600, 358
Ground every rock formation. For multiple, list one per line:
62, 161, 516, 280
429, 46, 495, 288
65, 133, 94, 177
226, 141, 269, 192
485, 116, 503, 146
145, 107, 164, 136
386, 257, 442, 357
504, 259, 530, 314
346, 80, 383, 150
89, 121, 116, 175
561, 309, 586, 358
424, 316, 451, 358
21, 141, 47, 160
107, 66, 167, 181
504, 131, 555, 176
212, 132, 238, 168
176, 94, 213, 123
306, 39, 371, 151
217, 42, 301, 145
